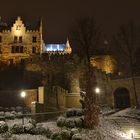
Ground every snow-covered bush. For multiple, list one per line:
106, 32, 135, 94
74, 118, 83, 128
66, 108, 76, 117
0, 121, 8, 133
65, 118, 75, 128
35, 124, 47, 135
28, 119, 36, 127
51, 132, 62, 140
57, 116, 66, 127
61, 130, 70, 140
0, 111, 4, 116
5, 112, 15, 119
71, 128, 79, 136
9, 107, 16, 111
1, 131, 12, 139
24, 123, 36, 134
72, 133, 82, 140
0, 107, 4, 111
15, 106, 22, 112
46, 128, 53, 138
16, 112, 22, 118
75, 109, 84, 116
11, 111, 17, 115
0, 112, 5, 121
10, 123, 24, 134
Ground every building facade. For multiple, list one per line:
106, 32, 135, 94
0, 17, 43, 65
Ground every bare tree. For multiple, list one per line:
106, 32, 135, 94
113, 22, 140, 108
70, 17, 101, 128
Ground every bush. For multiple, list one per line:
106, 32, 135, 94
24, 123, 36, 134
51, 132, 62, 140
61, 130, 70, 140
46, 128, 53, 138
0, 107, 4, 112
15, 106, 23, 112
71, 128, 79, 136
0, 111, 4, 116
28, 119, 36, 127
16, 112, 22, 118
74, 118, 83, 128
0, 121, 8, 133
57, 116, 66, 127
65, 118, 75, 128
35, 124, 47, 135
10, 123, 24, 134
75, 109, 84, 116
66, 109, 75, 117
72, 133, 82, 140
9, 107, 16, 111
5, 112, 15, 120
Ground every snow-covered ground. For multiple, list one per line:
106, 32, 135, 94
0, 108, 139, 140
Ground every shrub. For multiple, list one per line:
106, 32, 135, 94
0, 107, 4, 112
72, 133, 82, 140
75, 109, 84, 116
1, 131, 12, 139
9, 107, 16, 111
0, 111, 4, 116
10, 123, 24, 134
35, 124, 47, 135
24, 123, 36, 134
57, 116, 66, 127
61, 130, 70, 140
15, 106, 22, 112
74, 118, 83, 128
0, 121, 8, 133
28, 119, 36, 127
66, 109, 75, 117
65, 118, 75, 128
51, 132, 62, 140
71, 128, 79, 136
5, 112, 15, 120
46, 128, 53, 138
16, 112, 22, 118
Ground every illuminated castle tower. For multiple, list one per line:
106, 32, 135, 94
0, 16, 43, 65
44, 38, 72, 55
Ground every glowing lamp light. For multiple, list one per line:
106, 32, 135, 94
95, 87, 100, 94
21, 91, 26, 98
130, 129, 134, 139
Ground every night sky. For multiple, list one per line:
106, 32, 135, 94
0, 0, 140, 43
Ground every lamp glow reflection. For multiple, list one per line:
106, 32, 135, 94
21, 91, 26, 98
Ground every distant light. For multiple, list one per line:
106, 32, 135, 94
21, 91, 26, 98
45, 44, 65, 52
95, 87, 100, 94
130, 129, 134, 139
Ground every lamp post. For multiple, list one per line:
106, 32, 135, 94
20, 91, 26, 125
95, 87, 100, 104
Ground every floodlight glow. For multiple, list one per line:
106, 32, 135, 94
130, 129, 134, 139
21, 91, 26, 98
95, 87, 100, 94
45, 44, 65, 52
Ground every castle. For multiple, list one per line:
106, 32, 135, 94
1, 17, 137, 111
0, 17, 72, 65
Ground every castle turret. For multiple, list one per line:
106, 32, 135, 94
64, 38, 72, 54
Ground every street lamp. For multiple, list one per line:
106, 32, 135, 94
20, 91, 26, 125
95, 87, 100, 104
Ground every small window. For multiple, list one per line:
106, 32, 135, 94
20, 46, 24, 53
32, 47, 36, 53
15, 46, 19, 53
19, 36, 22, 43
32, 36, 37, 43
14, 36, 18, 43
0, 36, 2, 43
11, 46, 15, 53
0, 46, 2, 54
